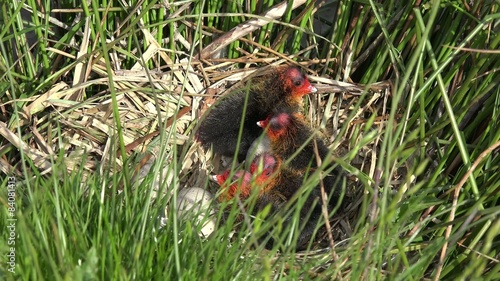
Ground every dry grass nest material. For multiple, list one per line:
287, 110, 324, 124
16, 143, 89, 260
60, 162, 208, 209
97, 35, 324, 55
1, 54, 401, 251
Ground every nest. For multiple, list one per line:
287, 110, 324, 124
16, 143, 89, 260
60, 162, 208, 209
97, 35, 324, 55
1, 31, 398, 266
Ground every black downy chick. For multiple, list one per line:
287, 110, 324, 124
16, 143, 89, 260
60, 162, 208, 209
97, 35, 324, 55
257, 111, 345, 207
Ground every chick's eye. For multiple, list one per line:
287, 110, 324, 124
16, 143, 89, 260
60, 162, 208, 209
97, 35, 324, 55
294, 80, 302, 87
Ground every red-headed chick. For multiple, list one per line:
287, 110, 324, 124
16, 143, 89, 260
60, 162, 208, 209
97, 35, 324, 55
212, 169, 253, 202
214, 151, 280, 202
196, 65, 317, 162
256, 111, 328, 171
214, 152, 330, 250
256, 111, 345, 206
248, 153, 329, 250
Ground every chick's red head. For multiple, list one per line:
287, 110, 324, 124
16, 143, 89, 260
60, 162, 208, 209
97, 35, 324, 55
280, 67, 317, 99
257, 112, 294, 141
249, 152, 281, 194
214, 169, 253, 200
214, 170, 250, 186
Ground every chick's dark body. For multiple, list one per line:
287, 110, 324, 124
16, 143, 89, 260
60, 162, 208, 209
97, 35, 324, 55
253, 166, 327, 250
197, 88, 282, 161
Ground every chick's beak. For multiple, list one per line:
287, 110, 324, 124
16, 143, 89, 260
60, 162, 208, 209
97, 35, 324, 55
308, 84, 318, 93
210, 175, 219, 183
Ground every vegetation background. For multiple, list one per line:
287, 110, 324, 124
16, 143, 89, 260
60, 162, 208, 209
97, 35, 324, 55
0, 0, 499, 280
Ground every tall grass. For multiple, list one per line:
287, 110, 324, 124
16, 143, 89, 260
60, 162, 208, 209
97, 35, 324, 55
1, 0, 499, 280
